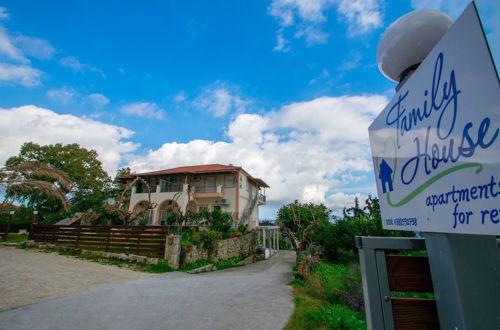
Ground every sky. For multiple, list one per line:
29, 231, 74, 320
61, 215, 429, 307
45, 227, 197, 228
0, 0, 498, 219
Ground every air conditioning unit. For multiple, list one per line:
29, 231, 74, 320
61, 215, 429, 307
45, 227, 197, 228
220, 198, 230, 205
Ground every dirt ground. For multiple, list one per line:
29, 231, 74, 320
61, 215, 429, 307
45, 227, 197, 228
0, 246, 153, 311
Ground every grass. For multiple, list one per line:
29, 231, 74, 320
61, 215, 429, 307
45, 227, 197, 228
20, 240, 247, 274
57, 248, 175, 273
178, 255, 246, 272
6, 233, 29, 242
284, 261, 367, 330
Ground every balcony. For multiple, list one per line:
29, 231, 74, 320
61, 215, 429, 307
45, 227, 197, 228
258, 193, 266, 204
194, 185, 224, 198
160, 182, 182, 193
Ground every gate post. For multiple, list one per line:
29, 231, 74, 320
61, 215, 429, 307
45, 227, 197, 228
425, 233, 500, 329
164, 234, 181, 269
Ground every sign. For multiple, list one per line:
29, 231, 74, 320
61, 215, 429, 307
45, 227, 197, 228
369, 3, 500, 234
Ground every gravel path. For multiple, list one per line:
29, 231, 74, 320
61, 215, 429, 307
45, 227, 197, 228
0, 249, 295, 330
0, 246, 153, 311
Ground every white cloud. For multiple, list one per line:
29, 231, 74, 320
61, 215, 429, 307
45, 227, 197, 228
121, 102, 166, 120
410, 0, 499, 67
410, 0, 469, 18
268, 0, 383, 50
339, 52, 362, 71
0, 26, 27, 63
46, 87, 77, 104
0, 13, 53, 85
0, 7, 9, 20
309, 69, 330, 84
193, 82, 248, 117
268, 0, 334, 49
59, 56, 104, 77
13, 35, 55, 60
126, 94, 386, 208
273, 32, 291, 52
174, 91, 187, 103
59, 56, 84, 71
86, 93, 110, 108
0, 63, 42, 86
337, 0, 383, 36
47, 88, 110, 108
326, 192, 367, 209
0, 105, 139, 176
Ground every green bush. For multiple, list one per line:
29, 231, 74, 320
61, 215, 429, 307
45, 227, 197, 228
198, 230, 223, 256
310, 262, 364, 313
309, 196, 413, 263
303, 305, 366, 330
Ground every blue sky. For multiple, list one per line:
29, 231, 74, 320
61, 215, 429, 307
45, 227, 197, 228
0, 0, 498, 219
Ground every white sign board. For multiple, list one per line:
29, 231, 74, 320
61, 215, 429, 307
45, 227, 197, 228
369, 3, 500, 235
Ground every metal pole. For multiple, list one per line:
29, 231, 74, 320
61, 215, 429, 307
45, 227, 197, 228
425, 233, 500, 329
274, 229, 277, 254
262, 229, 266, 259
32, 210, 38, 224
5, 211, 14, 241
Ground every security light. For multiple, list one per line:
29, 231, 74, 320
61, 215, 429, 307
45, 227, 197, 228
377, 9, 453, 82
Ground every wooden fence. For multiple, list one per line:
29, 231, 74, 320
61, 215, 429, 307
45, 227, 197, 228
356, 237, 439, 330
29, 224, 197, 257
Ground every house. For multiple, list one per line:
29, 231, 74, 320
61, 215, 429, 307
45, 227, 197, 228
121, 164, 269, 229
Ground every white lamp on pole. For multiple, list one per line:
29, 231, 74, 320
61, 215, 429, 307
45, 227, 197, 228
377, 9, 453, 84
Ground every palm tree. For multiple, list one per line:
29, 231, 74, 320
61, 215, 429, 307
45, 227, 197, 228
0, 162, 72, 211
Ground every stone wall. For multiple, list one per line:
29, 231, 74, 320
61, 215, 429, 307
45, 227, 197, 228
185, 231, 257, 263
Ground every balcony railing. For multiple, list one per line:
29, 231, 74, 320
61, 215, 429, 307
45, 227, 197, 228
195, 185, 217, 193
160, 183, 182, 193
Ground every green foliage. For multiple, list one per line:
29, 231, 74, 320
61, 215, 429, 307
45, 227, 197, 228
194, 209, 233, 233
149, 261, 174, 273
302, 305, 366, 330
5, 142, 112, 222
6, 142, 110, 193
277, 201, 330, 236
286, 261, 367, 330
277, 201, 330, 252
213, 256, 244, 270
200, 230, 223, 255
180, 256, 244, 272
0, 207, 36, 232
6, 233, 29, 242
310, 196, 413, 263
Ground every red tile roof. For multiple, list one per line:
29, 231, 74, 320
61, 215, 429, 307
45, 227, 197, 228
130, 164, 241, 176
124, 164, 269, 187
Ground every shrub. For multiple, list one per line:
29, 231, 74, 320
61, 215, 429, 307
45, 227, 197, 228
198, 230, 222, 256
303, 305, 366, 330
312, 262, 365, 313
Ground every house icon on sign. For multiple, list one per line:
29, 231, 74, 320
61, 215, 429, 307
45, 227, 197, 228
379, 159, 394, 194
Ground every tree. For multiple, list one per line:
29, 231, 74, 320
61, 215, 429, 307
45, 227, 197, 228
277, 201, 330, 254
5, 142, 111, 220
0, 161, 71, 210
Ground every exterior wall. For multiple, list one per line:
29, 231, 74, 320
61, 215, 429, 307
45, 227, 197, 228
185, 231, 257, 263
127, 170, 264, 225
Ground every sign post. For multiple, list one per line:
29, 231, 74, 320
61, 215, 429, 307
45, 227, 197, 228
369, 3, 500, 328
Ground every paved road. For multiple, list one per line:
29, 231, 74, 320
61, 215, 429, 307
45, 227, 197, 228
0, 251, 295, 330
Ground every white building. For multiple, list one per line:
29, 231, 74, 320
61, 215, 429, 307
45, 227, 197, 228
123, 164, 269, 229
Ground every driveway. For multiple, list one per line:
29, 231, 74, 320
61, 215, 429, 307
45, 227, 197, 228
0, 250, 295, 330
0, 246, 153, 311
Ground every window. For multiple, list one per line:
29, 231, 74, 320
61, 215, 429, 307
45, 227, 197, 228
136, 182, 145, 193
198, 206, 208, 212
205, 177, 216, 193
224, 175, 235, 187
160, 177, 181, 192
213, 205, 221, 211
